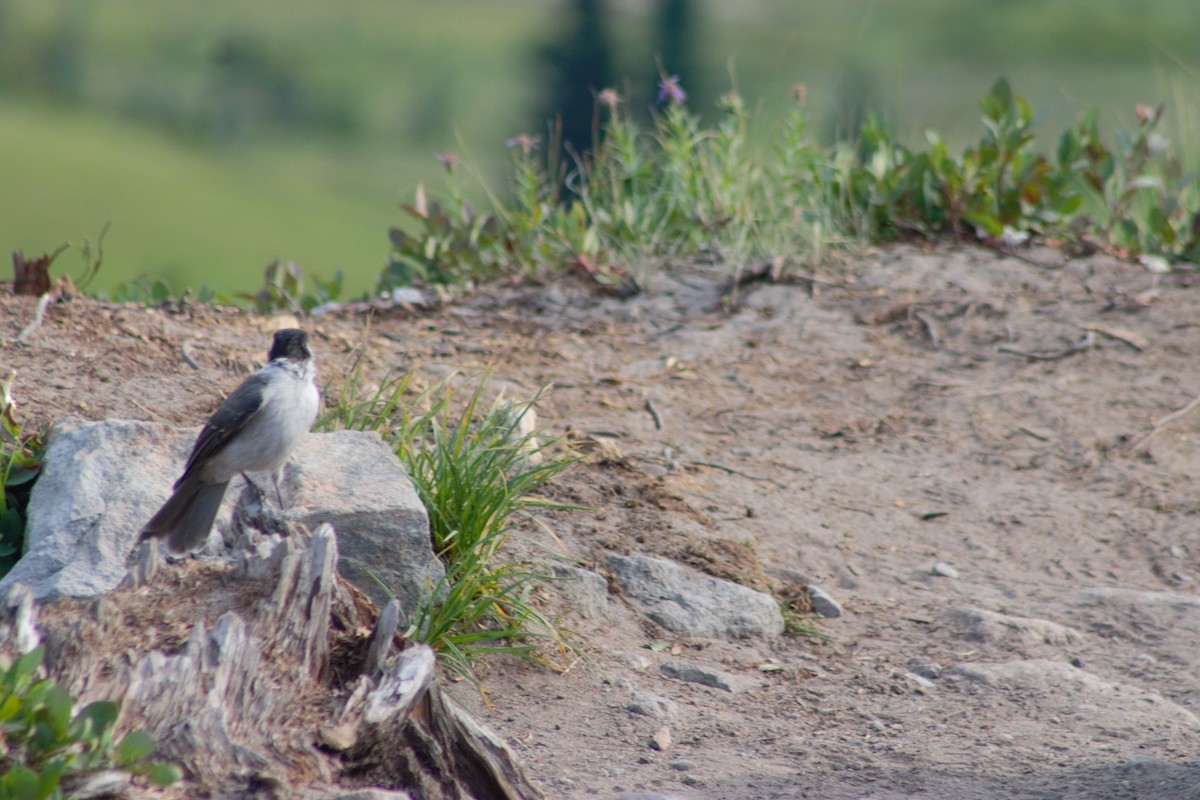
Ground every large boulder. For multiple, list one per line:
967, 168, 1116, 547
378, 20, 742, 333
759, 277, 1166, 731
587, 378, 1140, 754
0, 419, 441, 617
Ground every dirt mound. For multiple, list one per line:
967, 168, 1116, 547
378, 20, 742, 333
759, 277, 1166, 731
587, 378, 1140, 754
4, 244, 1200, 799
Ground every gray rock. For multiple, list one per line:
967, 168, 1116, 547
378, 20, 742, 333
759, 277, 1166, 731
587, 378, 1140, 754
649, 725, 672, 751
670, 760, 693, 771
2, 419, 440, 618
552, 564, 608, 619
320, 792, 414, 800
2, 419, 196, 599
1075, 586, 1200, 625
906, 657, 943, 679
660, 660, 741, 692
627, 690, 678, 720
904, 671, 936, 691
807, 584, 843, 618
618, 652, 654, 672
943, 606, 1083, 647
607, 554, 783, 639
281, 430, 441, 617
931, 561, 960, 578
948, 659, 1200, 729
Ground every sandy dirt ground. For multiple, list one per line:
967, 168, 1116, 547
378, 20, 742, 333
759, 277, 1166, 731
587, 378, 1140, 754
4, 244, 1200, 800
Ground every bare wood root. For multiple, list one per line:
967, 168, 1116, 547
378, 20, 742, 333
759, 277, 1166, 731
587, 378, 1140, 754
2, 522, 541, 800
1125, 390, 1200, 454
997, 331, 1095, 361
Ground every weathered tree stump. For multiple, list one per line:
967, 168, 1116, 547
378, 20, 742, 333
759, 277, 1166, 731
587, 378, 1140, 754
0, 523, 541, 800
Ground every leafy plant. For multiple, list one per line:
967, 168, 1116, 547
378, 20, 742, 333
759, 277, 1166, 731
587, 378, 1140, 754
319, 367, 582, 681
242, 259, 344, 314
103, 276, 216, 308
0, 374, 43, 577
384, 76, 1200, 294
0, 647, 181, 797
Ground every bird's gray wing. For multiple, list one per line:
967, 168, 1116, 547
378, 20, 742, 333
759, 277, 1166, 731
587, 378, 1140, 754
176, 372, 269, 487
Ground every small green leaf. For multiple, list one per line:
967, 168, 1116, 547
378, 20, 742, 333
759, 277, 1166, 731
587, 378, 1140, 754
145, 762, 183, 788
0, 691, 21, 721
8, 647, 45, 686
72, 700, 119, 741
1, 764, 42, 800
116, 730, 157, 765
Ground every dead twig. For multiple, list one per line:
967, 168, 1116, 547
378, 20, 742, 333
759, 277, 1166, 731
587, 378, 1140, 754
997, 331, 1095, 361
181, 340, 202, 370
689, 460, 785, 488
1126, 390, 1200, 453
644, 397, 664, 431
913, 311, 940, 348
16, 292, 54, 343
1074, 323, 1147, 352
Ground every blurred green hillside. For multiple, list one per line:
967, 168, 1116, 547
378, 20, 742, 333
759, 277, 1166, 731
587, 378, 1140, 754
1, 0, 1197, 296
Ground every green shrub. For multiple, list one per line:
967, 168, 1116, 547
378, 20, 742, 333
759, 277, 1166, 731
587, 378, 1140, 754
0, 647, 181, 798
384, 76, 1200, 293
0, 375, 42, 577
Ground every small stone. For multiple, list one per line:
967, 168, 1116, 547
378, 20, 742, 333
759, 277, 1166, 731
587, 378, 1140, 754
552, 565, 609, 619
317, 722, 359, 751
904, 671, 936, 690
660, 660, 738, 692
618, 652, 654, 672
931, 562, 960, 578
627, 690, 678, 720
681, 775, 704, 787
607, 554, 784, 639
906, 657, 942, 679
670, 760, 693, 771
807, 585, 843, 618
650, 726, 672, 751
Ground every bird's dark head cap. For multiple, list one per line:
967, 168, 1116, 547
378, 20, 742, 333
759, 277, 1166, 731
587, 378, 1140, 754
268, 328, 311, 362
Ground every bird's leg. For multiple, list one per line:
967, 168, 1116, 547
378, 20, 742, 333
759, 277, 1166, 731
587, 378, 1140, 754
272, 467, 286, 509
240, 471, 268, 509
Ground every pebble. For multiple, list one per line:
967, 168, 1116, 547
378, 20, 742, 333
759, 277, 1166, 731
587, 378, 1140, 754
904, 671, 936, 691
618, 652, 654, 672
650, 725, 672, 751
931, 562, 960, 578
906, 656, 943, 679
670, 760, 693, 771
628, 691, 678, 720
807, 584, 844, 618
660, 660, 737, 692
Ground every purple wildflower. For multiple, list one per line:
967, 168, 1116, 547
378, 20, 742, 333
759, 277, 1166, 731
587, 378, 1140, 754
657, 75, 687, 106
504, 134, 541, 156
598, 88, 623, 109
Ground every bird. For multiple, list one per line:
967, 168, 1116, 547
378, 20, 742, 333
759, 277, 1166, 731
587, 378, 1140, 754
139, 328, 320, 554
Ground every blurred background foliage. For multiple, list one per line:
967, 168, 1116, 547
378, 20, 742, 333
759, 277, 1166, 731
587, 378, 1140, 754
0, 0, 1197, 295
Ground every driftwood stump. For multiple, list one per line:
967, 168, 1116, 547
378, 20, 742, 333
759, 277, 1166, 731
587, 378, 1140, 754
0, 523, 541, 800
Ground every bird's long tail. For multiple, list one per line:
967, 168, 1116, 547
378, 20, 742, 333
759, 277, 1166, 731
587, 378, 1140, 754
138, 475, 229, 554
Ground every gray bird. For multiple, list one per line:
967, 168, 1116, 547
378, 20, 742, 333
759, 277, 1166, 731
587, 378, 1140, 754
139, 328, 320, 554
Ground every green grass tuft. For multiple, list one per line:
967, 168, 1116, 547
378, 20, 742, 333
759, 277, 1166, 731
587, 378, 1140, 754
319, 364, 582, 682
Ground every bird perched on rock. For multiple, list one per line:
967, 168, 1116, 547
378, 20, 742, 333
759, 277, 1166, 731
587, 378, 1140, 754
139, 328, 319, 554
